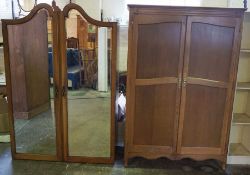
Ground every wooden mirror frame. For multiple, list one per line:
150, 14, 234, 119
2, 1, 117, 164
2, 3, 63, 161
60, 3, 117, 164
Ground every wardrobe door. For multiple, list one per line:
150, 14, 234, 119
177, 16, 241, 156
126, 15, 186, 158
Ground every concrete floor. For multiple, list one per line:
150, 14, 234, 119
68, 88, 110, 157
14, 109, 56, 155
14, 87, 111, 157
0, 143, 250, 175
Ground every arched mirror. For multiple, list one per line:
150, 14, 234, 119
62, 4, 117, 163
2, 3, 62, 160
2, 2, 117, 163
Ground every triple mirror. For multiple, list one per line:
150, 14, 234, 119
2, 3, 116, 163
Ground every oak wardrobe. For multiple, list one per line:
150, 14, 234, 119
125, 5, 245, 167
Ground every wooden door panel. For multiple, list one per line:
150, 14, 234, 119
188, 22, 234, 82
182, 85, 227, 147
133, 84, 177, 146
178, 16, 241, 155
8, 11, 50, 118
127, 15, 186, 155
136, 22, 182, 79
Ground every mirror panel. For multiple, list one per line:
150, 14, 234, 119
7, 10, 57, 155
66, 10, 112, 157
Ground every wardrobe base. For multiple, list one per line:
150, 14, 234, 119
125, 152, 226, 169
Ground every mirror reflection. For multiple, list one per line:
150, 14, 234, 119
66, 10, 111, 157
8, 10, 56, 155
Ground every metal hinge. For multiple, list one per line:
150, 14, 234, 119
54, 86, 59, 98
183, 78, 187, 87
62, 86, 67, 97
178, 77, 182, 88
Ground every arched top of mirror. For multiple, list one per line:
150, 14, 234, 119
63, 3, 117, 28
1, 3, 53, 25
